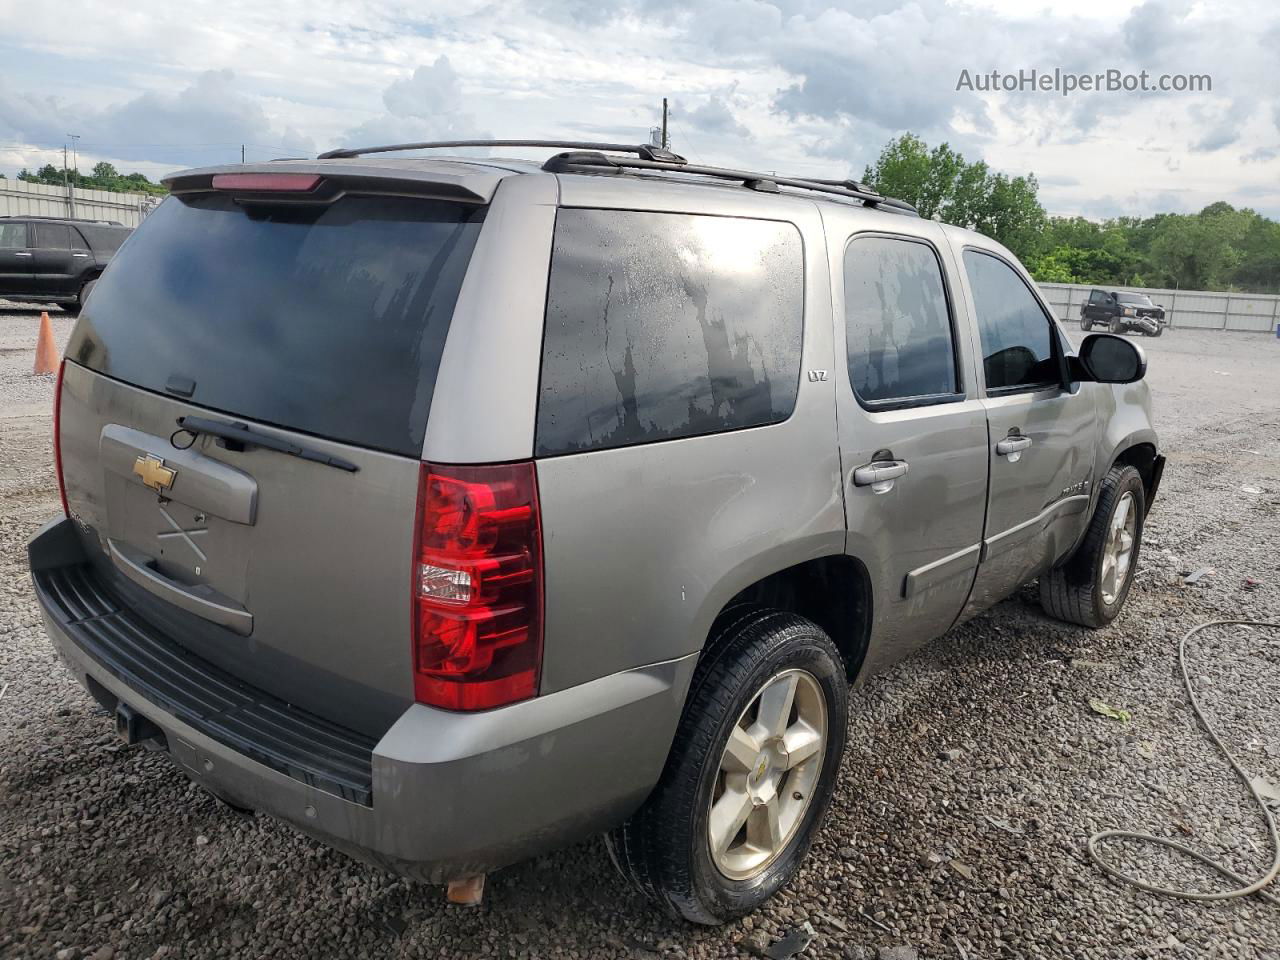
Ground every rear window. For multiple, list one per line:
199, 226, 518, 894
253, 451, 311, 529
78, 224, 127, 254
33, 223, 72, 250
70, 193, 484, 457
535, 208, 803, 457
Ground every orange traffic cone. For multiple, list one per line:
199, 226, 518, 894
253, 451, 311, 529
33, 311, 59, 375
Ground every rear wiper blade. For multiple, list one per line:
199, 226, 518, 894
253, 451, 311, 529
176, 415, 360, 473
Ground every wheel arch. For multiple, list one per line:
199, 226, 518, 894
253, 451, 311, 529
703, 555, 873, 684
1111, 441, 1160, 505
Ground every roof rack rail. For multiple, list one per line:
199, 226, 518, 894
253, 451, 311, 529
0, 214, 125, 225
317, 139, 687, 163
541, 151, 918, 215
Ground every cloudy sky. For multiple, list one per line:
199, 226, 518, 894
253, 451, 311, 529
1, 0, 1277, 219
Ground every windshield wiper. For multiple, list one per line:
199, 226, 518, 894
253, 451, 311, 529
175, 415, 360, 473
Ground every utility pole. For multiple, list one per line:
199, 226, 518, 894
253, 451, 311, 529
241, 144, 245, 164
67, 133, 80, 218
661, 97, 669, 150
63, 145, 71, 218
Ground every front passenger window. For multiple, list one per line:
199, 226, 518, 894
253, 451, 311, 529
963, 249, 1057, 391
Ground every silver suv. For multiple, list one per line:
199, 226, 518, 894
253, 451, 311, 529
29, 140, 1164, 923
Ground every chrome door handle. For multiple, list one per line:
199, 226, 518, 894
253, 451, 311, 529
72, 252, 90, 258
13, 251, 32, 257
852, 459, 909, 494
996, 435, 1033, 462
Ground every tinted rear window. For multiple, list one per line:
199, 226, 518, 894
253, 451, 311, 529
70, 194, 484, 457
535, 208, 803, 456
33, 223, 72, 250
78, 224, 128, 254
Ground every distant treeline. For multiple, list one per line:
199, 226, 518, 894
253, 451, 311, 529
863, 134, 1280, 294
10, 161, 168, 197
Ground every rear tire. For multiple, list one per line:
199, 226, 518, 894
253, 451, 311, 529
1149, 325, 1163, 337
605, 609, 848, 924
63, 278, 96, 316
1039, 465, 1145, 628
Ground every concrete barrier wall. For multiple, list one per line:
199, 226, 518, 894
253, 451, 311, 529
1038, 281, 1280, 333
0, 179, 158, 227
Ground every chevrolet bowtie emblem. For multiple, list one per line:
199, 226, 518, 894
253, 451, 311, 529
133, 454, 177, 494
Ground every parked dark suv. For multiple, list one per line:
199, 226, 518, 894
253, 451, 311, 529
0, 216, 132, 314
1080, 288, 1166, 336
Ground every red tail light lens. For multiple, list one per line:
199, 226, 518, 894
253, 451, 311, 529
53, 359, 69, 517
412, 462, 544, 710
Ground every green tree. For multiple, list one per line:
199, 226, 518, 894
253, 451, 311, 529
863, 133, 1048, 260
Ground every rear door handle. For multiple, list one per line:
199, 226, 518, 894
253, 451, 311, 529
13, 252, 32, 258
852, 459, 909, 494
996, 435, 1033, 462
72, 252, 90, 258
108, 538, 253, 635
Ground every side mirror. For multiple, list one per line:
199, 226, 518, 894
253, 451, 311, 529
1074, 333, 1147, 384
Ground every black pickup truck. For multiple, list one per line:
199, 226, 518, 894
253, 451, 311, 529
0, 216, 132, 314
1080, 288, 1167, 336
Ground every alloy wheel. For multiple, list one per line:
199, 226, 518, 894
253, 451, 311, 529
708, 669, 827, 881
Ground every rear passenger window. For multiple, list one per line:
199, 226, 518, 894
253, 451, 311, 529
536, 209, 803, 456
962, 249, 1058, 392
32, 223, 72, 250
0, 223, 28, 249
844, 235, 958, 404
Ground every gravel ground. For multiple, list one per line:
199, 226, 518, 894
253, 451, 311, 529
1, 303, 1277, 960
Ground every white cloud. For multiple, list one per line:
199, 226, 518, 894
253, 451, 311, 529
0, 69, 314, 170
684, 95, 751, 138
0, 0, 1275, 218
341, 57, 490, 147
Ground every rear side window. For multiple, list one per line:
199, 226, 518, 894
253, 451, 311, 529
79, 225, 128, 254
536, 209, 803, 456
33, 223, 72, 250
844, 235, 958, 404
962, 249, 1058, 392
70, 194, 484, 457
0, 223, 26, 249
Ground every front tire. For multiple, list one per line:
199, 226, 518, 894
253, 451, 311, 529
1109, 316, 1124, 334
1039, 465, 1145, 628
605, 609, 849, 924
1080, 316, 1092, 331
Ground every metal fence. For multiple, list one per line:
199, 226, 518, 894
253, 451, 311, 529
0, 178, 159, 227
1038, 281, 1280, 333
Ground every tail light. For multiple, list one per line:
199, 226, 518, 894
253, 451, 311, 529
53, 359, 69, 517
412, 462, 544, 710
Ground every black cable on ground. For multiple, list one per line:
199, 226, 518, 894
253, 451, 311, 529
1088, 619, 1280, 905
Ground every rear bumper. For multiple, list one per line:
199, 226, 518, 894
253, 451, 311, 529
29, 516, 696, 882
